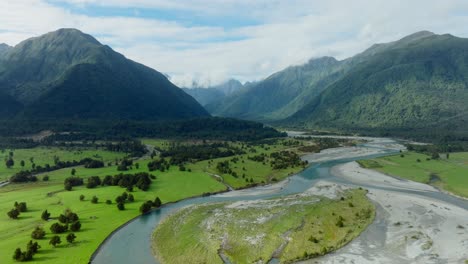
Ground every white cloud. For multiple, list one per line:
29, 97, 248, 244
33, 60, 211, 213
2, 0, 468, 87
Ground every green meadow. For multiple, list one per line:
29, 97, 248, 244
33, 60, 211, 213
0, 138, 309, 263
358, 152, 468, 197
153, 189, 375, 264
0, 148, 125, 181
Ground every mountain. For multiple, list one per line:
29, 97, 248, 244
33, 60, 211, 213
286, 31, 468, 136
182, 79, 244, 106
207, 57, 350, 121
0, 28, 209, 120
0, 43, 11, 57
182, 87, 224, 106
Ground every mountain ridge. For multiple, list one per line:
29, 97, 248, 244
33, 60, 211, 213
0, 28, 209, 121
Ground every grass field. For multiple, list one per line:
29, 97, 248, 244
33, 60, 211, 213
186, 139, 307, 189
0, 147, 126, 181
358, 152, 468, 197
153, 189, 375, 264
0, 165, 226, 264
0, 138, 312, 263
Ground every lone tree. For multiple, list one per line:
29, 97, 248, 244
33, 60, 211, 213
139, 201, 153, 214
153, 197, 162, 208
49, 235, 61, 247
65, 182, 72, 191
91, 196, 98, 204
26, 240, 40, 254
20, 160, 25, 168
16, 202, 27, 212
70, 221, 81, 232
117, 202, 125, 211
13, 248, 22, 261
31, 227, 46, 239
79, 194, 85, 201
7, 208, 20, 219
71, 168, 76, 176
66, 233, 76, 244
41, 210, 50, 221
128, 194, 134, 202
5, 158, 14, 168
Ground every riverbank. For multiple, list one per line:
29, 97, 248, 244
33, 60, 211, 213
358, 151, 468, 198
316, 161, 468, 264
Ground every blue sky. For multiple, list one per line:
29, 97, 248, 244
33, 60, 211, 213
1, 0, 468, 87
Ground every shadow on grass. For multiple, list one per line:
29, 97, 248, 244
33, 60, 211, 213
33, 249, 57, 262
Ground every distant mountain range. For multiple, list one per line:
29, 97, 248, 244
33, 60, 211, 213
2, 29, 467, 139
207, 31, 468, 137
182, 79, 244, 106
0, 28, 209, 121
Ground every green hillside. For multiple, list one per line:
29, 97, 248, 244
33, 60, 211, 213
287, 32, 468, 136
207, 57, 347, 120
0, 28, 209, 120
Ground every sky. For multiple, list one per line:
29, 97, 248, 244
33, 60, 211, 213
1, 0, 468, 87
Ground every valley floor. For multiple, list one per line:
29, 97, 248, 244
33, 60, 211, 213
0, 137, 310, 264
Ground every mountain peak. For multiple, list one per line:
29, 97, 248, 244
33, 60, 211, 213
398, 30, 435, 43
0, 43, 11, 57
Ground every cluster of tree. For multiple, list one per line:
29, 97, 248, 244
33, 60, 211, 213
216, 160, 232, 174
0, 137, 39, 149
86, 176, 102, 188
160, 143, 244, 166
0, 118, 285, 142
117, 159, 133, 171
67, 172, 154, 192
270, 151, 307, 170
104, 140, 147, 157
107, 172, 153, 191
64, 176, 84, 191
248, 154, 267, 162
147, 158, 170, 172
10, 157, 104, 183
139, 197, 162, 214
58, 209, 79, 224
13, 240, 40, 262
50, 210, 81, 234
83, 159, 104, 168
7, 202, 28, 219
405, 142, 468, 157
48, 233, 76, 248
115, 192, 135, 210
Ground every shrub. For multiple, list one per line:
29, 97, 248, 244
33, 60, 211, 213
16, 202, 27, 212
91, 196, 98, 204
79, 194, 85, 201
7, 208, 20, 219
106, 200, 112, 205
49, 236, 61, 247
117, 202, 125, 211
42, 175, 49, 181
26, 240, 40, 254
70, 221, 81, 232
31, 227, 46, 239
41, 210, 50, 221
139, 201, 153, 214
66, 233, 76, 244
153, 197, 162, 208
50, 223, 68, 234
